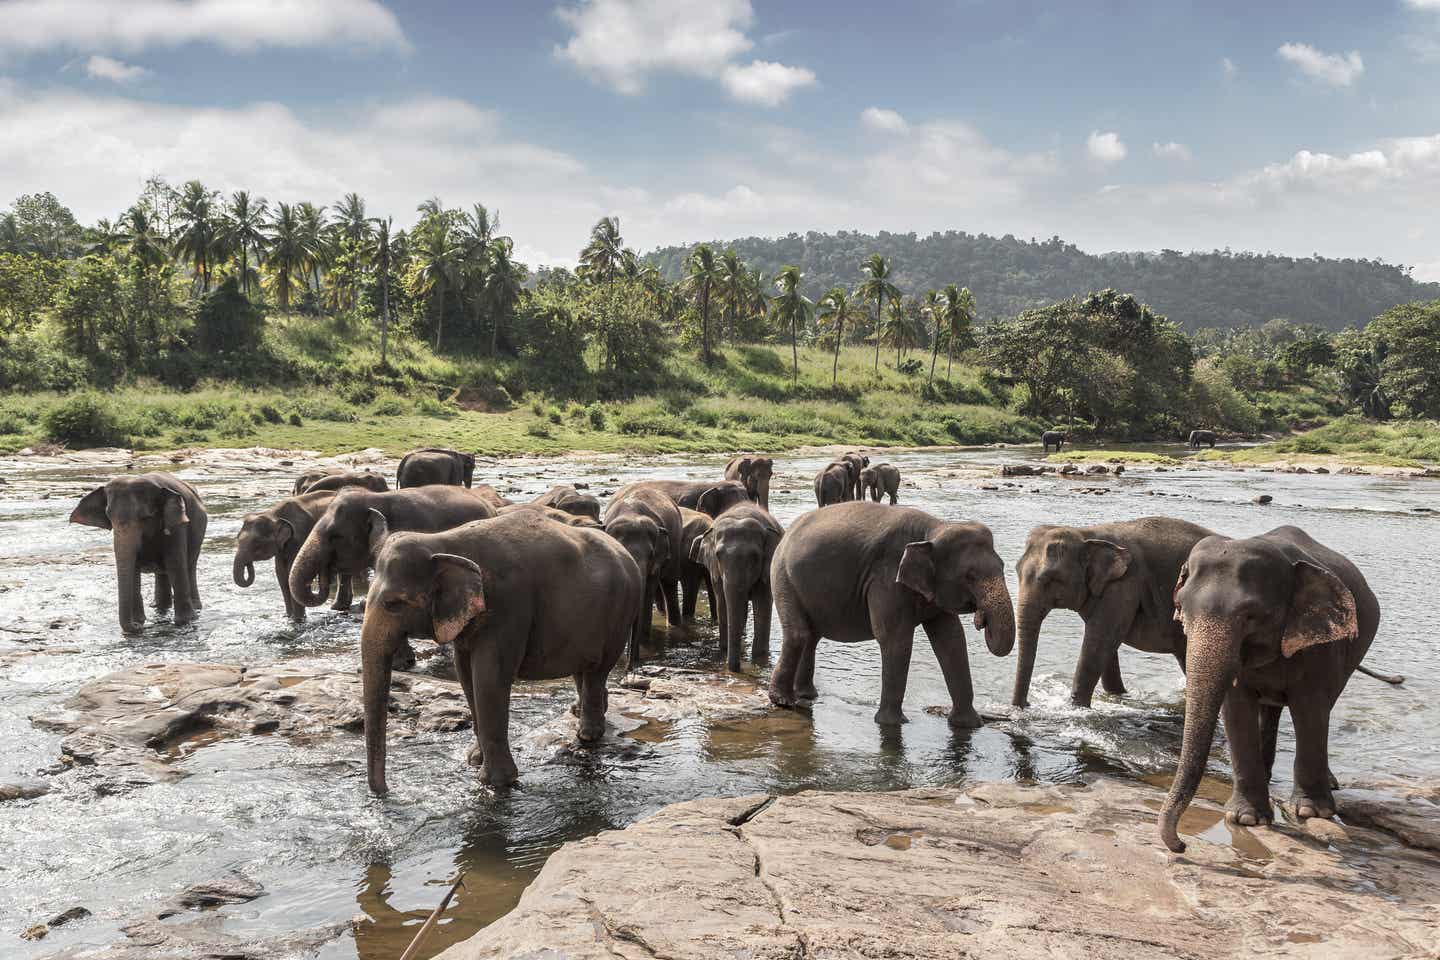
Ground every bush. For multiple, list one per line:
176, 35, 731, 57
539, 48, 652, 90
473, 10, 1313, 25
287, 412, 303, 427
525, 421, 551, 438
370, 395, 409, 416
547, 407, 563, 424
258, 402, 284, 424
42, 393, 125, 447
587, 404, 607, 430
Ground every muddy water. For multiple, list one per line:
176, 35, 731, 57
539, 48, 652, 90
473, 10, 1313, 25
1, 446, 1435, 957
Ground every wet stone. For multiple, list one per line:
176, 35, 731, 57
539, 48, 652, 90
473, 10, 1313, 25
0, 778, 51, 801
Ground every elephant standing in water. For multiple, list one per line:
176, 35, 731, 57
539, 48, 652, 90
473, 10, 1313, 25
677, 508, 715, 622
293, 469, 388, 495
724, 455, 774, 510
361, 511, 642, 791
234, 490, 358, 619
603, 486, 685, 660
833, 452, 869, 500
691, 503, 783, 671
813, 462, 850, 507
532, 484, 601, 520
396, 448, 476, 488
613, 479, 752, 518
769, 502, 1015, 729
70, 474, 208, 634
1187, 429, 1217, 449
1041, 430, 1069, 454
1011, 517, 1215, 709
1159, 526, 1380, 852
860, 463, 901, 504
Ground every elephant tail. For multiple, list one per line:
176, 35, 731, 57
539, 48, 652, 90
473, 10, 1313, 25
1356, 663, 1405, 685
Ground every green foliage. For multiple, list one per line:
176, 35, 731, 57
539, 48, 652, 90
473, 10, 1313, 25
194, 277, 265, 355
42, 393, 124, 446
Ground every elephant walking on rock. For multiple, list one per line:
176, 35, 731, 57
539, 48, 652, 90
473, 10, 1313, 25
769, 502, 1015, 729
861, 463, 901, 504
1159, 526, 1380, 852
70, 473, 207, 634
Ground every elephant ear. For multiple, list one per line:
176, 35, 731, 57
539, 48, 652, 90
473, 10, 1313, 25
1082, 539, 1130, 596
761, 525, 782, 585
431, 553, 487, 645
366, 508, 390, 562
1282, 560, 1358, 659
71, 486, 111, 529
896, 541, 937, 603
652, 521, 672, 571
275, 517, 296, 548
697, 486, 731, 518
162, 491, 190, 535
688, 531, 708, 565
1172, 563, 1190, 622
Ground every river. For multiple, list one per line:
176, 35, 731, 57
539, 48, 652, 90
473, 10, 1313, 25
1, 446, 1435, 957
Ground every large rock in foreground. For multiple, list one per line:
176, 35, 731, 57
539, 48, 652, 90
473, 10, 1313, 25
437, 778, 1440, 960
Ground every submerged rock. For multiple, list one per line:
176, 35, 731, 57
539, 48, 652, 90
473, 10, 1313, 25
436, 777, 1440, 960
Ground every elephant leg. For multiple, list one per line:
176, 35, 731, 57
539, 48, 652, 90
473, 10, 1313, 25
795, 635, 819, 701
454, 644, 483, 768
704, 572, 716, 622
187, 521, 205, 610
664, 577, 683, 627
750, 582, 773, 664
923, 615, 980, 729
874, 630, 914, 726
1100, 649, 1127, 697
768, 615, 812, 708
126, 571, 145, 633
1259, 703, 1282, 782
164, 538, 197, 625
576, 669, 609, 743
470, 650, 519, 788
681, 569, 699, 621
1072, 608, 1135, 707
153, 571, 173, 613
1288, 699, 1336, 819
332, 576, 354, 612
713, 572, 729, 656
1221, 687, 1272, 826
277, 554, 304, 621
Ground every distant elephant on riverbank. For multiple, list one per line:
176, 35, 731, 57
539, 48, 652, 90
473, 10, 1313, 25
769, 502, 1014, 729
295, 470, 388, 495
396, 448, 476, 488
234, 490, 359, 619
1159, 526, 1380, 852
835, 452, 869, 500
861, 464, 901, 504
1041, 430, 1069, 454
70, 474, 207, 634
813, 463, 850, 507
1188, 430, 1217, 449
724, 455, 774, 510
691, 503, 782, 671
360, 510, 642, 792
1011, 517, 1215, 710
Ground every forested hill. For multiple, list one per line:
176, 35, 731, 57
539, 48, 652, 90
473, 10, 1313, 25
645, 231, 1440, 330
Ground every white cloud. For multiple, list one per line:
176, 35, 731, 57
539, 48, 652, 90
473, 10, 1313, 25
1404, 0, 1440, 8
1277, 42, 1364, 86
0, 0, 408, 55
1086, 130, 1127, 164
83, 55, 150, 83
554, 0, 813, 105
1413, 259, 1440, 282
1221, 56, 1238, 79
1152, 140, 1192, 161
860, 107, 908, 134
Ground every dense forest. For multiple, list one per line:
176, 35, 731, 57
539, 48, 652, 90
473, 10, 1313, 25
646, 231, 1440, 331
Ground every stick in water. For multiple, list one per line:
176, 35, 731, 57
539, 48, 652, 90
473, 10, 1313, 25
398, 872, 466, 960
1357, 664, 1405, 685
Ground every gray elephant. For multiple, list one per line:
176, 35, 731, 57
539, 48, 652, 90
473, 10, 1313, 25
360, 510, 643, 791
1159, 526, 1380, 852
295, 469, 389, 495
234, 490, 361, 619
532, 484, 601, 520
724, 455, 774, 510
396, 448, 476, 488
70, 473, 207, 634
769, 502, 1015, 729
287, 486, 496, 610
470, 484, 514, 510
813, 462, 850, 507
677, 507, 716, 622
691, 504, 782, 671
603, 486, 685, 660
860, 463, 901, 504
1041, 430, 1069, 454
1011, 517, 1216, 709
832, 452, 869, 500
496, 502, 602, 528
1187, 429, 1217, 449
613, 479, 751, 518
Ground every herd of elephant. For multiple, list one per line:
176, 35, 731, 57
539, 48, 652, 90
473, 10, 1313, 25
67, 446, 1392, 853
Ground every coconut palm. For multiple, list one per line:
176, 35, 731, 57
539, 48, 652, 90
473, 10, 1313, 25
859, 253, 901, 372
222, 191, 267, 297
719, 249, 746, 342
412, 215, 462, 350
295, 202, 328, 303
85, 217, 125, 257
940, 284, 977, 379
116, 205, 168, 355
816, 285, 857, 386
457, 204, 502, 351
579, 216, 623, 286
680, 243, 722, 364
371, 216, 395, 365
264, 202, 309, 310
923, 289, 943, 391
771, 264, 813, 384
332, 193, 372, 311
485, 237, 526, 356
745, 266, 770, 336
172, 180, 220, 294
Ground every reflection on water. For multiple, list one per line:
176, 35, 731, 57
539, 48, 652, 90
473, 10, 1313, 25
0, 444, 1435, 957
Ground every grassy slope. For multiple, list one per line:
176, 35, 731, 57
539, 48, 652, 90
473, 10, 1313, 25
1195, 417, 1440, 468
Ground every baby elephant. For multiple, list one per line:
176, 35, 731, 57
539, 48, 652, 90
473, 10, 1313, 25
70, 473, 208, 634
360, 510, 643, 791
860, 463, 901, 504
690, 504, 783, 671
1159, 525, 1380, 852
770, 502, 1015, 729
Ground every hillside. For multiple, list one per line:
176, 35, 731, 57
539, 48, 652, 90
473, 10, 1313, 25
646, 231, 1440, 330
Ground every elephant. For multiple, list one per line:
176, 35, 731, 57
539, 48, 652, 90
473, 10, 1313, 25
298, 470, 389, 495
603, 486, 685, 660
769, 502, 1015, 729
360, 510, 643, 792
612, 479, 752, 518
287, 486, 497, 610
860, 463, 901, 504
1159, 526, 1381, 853
1011, 517, 1216, 709
70, 473, 207, 634
1187, 429, 1217, 449
532, 484, 601, 520
396, 448, 476, 488
496, 501, 602, 529
233, 490, 365, 619
832, 452, 869, 500
690, 504, 783, 671
677, 508, 716, 622
1041, 430, 1069, 454
724, 455, 774, 510
813, 463, 850, 507
470, 484, 514, 510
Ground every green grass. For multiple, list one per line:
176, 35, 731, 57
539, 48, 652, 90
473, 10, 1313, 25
1045, 450, 1185, 465
1195, 416, 1440, 468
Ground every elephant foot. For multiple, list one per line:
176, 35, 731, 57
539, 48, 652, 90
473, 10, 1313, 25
577, 717, 605, 743
1290, 786, 1336, 820
1068, 692, 1096, 709
389, 643, 417, 672
768, 684, 797, 709
795, 681, 818, 701
480, 756, 519, 789
948, 707, 983, 730
121, 620, 146, 636
1225, 792, 1273, 827
569, 700, 580, 717
173, 607, 197, 627
874, 707, 908, 726
466, 743, 484, 768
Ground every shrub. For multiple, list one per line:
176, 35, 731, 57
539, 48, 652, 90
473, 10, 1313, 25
547, 407, 563, 424
287, 412, 303, 427
587, 404, 606, 430
258, 403, 284, 424
218, 410, 257, 439
370, 395, 409, 417
525, 421, 551, 438
42, 393, 125, 447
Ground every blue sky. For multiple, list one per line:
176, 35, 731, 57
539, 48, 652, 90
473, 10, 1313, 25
3, 0, 1440, 278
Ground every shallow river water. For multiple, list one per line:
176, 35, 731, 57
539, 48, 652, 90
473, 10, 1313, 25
1, 445, 1436, 957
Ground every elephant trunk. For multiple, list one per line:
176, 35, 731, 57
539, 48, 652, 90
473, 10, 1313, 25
1159, 619, 1232, 853
1012, 594, 1050, 707
976, 575, 1016, 658
114, 527, 142, 633
287, 522, 333, 607
723, 576, 751, 672
361, 613, 396, 794
757, 476, 770, 510
232, 549, 256, 588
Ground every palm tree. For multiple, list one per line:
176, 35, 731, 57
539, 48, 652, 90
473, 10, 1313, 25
85, 217, 125, 257
579, 216, 623, 286
771, 265, 813, 384
333, 193, 372, 311
295, 202, 328, 305
458, 204, 501, 350
924, 289, 943, 391
680, 243, 721, 364
222, 191, 267, 297
371, 216, 395, 365
173, 180, 220, 294
264, 202, 308, 310
889, 296, 924, 367
940, 284, 977, 379
485, 237, 526, 356
116, 205, 168, 355
816, 285, 857, 386
719, 249, 745, 342
412, 215, 462, 350
0, 213, 20, 254
745, 266, 769, 335
859, 253, 901, 372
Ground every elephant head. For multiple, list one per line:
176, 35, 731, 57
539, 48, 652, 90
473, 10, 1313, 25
361, 522, 488, 793
233, 510, 297, 588
604, 511, 669, 583
696, 482, 752, 518
287, 492, 386, 607
733, 457, 774, 508
1158, 535, 1359, 852
70, 475, 192, 633
895, 522, 1015, 656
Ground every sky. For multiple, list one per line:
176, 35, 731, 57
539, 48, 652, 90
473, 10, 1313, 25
3, 0, 1440, 278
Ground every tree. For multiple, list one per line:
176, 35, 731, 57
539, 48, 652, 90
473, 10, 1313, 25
719, 248, 746, 343
579, 217, 624, 369
771, 264, 812, 384
1360, 300, 1440, 418
172, 180, 220, 294
116, 205, 168, 356
816, 285, 856, 386
411, 213, 462, 351
295, 202, 328, 306
54, 255, 122, 362
939, 284, 976, 378
222, 190, 267, 296
333, 192, 372, 311
0, 253, 56, 347
923, 289, 942, 390
370, 216, 396, 365
485, 237, 526, 356
458, 203, 502, 351
680, 243, 721, 364
264, 202, 307, 310
8, 192, 82, 258
859, 253, 901, 372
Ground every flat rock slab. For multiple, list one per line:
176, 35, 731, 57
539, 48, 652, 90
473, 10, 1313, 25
437, 778, 1440, 960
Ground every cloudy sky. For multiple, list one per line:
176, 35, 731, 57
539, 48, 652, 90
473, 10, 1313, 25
3, 0, 1440, 277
